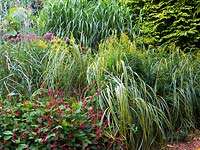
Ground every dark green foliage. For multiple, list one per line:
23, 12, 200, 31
145, 0, 200, 51
124, 0, 200, 51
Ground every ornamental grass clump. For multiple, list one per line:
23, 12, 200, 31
0, 32, 90, 97
38, 0, 134, 48
87, 34, 200, 149
0, 83, 125, 149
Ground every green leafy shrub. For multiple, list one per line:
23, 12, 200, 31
0, 84, 125, 149
38, 0, 133, 48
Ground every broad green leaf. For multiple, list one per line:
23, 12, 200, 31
4, 135, 12, 140
3, 130, 13, 135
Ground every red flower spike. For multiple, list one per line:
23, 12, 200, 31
29, 88, 32, 93
40, 82, 45, 88
70, 109, 73, 115
67, 134, 72, 140
97, 145, 101, 149
55, 87, 59, 95
80, 122, 84, 129
46, 125, 51, 131
96, 128, 102, 135
89, 95, 95, 101
54, 130, 59, 135
96, 90, 101, 95
78, 87, 81, 96
50, 142, 56, 149
57, 108, 62, 117
104, 119, 109, 126
69, 90, 74, 96
48, 88, 52, 97
21, 133, 27, 138
58, 138, 64, 141
59, 88, 66, 97
82, 143, 85, 147
79, 94, 83, 99
61, 98, 65, 105
65, 103, 69, 109
34, 104, 38, 110
73, 146, 77, 150
59, 144, 67, 148
59, 118, 63, 124
82, 87, 87, 93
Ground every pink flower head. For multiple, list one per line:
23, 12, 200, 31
43, 32, 54, 39
10, 34, 21, 42
50, 35, 55, 41
2, 34, 10, 39
25, 33, 38, 41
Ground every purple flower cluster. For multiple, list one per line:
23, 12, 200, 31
10, 34, 21, 42
25, 33, 38, 41
2, 33, 39, 42
43, 32, 55, 40
2, 34, 10, 39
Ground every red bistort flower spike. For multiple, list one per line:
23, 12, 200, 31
21, 133, 27, 138
29, 88, 32, 93
67, 134, 72, 140
47, 88, 52, 97
69, 90, 74, 96
70, 109, 73, 115
82, 87, 87, 93
80, 122, 85, 129
65, 103, 69, 109
96, 89, 101, 95
89, 95, 95, 101
54, 130, 59, 136
57, 108, 62, 117
59, 144, 67, 148
59, 88, 66, 97
96, 128, 102, 135
40, 82, 45, 88
55, 87, 59, 95
50, 142, 56, 149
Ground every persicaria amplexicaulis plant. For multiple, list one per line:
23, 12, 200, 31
0, 81, 126, 150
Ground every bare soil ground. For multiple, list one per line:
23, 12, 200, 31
166, 129, 200, 150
